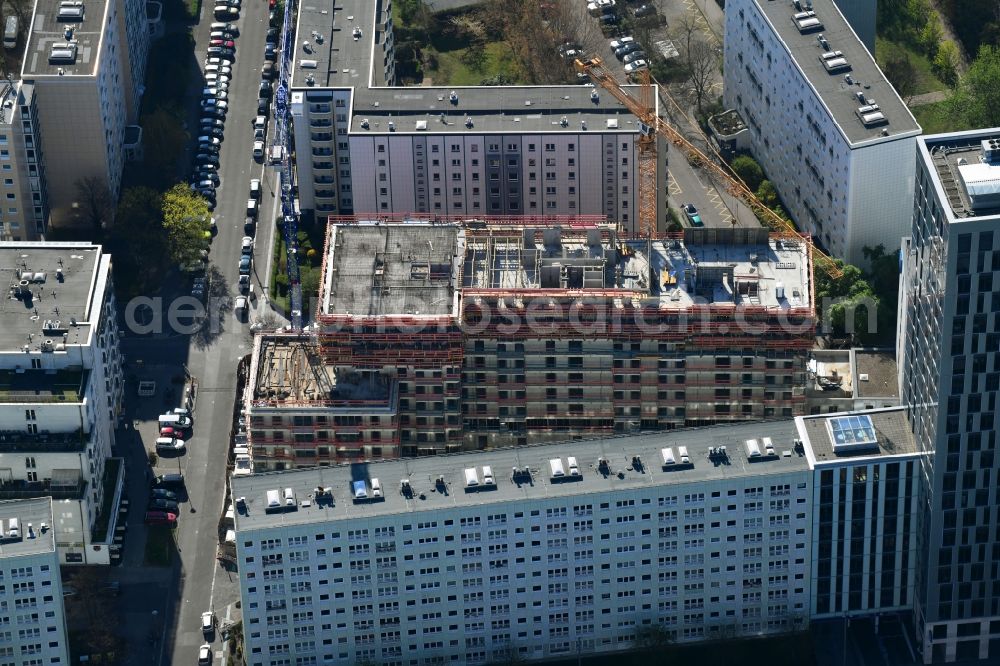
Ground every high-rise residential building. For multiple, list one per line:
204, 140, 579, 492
231, 406, 924, 665
243, 220, 816, 470
901, 128, 1000, 663
0, 242, 126, 564
288, 0, 665, 235
22, 0, 150, 227
0, 82, 48, 242
723, 0, 920, 264
0, 497, 71, 666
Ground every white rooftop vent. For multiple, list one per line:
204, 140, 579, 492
762, 437, 775, 456
283, 487, 295, 506
817, 33, 828, 49
794, 11, 823, 32
465, 116, 473, 128
449, 90, 458, 103
821, 52, 850, 72
857, 105, 887, 127
415, 120, 427, 131
590, 89, 599, 102
360, 118, 370, 129
661, 447, 676, 466
48, 43, 78, 65
549, 458, 565, 479
855, 91, 867, 103
387, 121, 395, 132
678, 446, 690, 464
265, 489, 280, 508
607, 118, 619, 129
57, 1, 85, 21
482, 466, 495, 485
745, 439, 762, 458
464, 467, 479, 487
559, 116, 568, 127
567, 457, 580, 476
859, 373, 870, 381
371, 478, 382, 498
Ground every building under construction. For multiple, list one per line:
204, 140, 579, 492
245, 218, 816, 470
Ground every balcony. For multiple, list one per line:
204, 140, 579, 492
0, 428, 89, 452
0, 369, 88, 403
0, 469, 86, 500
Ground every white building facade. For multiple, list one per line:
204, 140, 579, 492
0, 243, 125, 564
234, 422, 814, 665
0, 497, 71, 666
724, 0, 920, 264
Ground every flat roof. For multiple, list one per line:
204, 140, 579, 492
919, 129, 1000, 219
322, 224, 464, 317
798, 407, 920, 463
250, 336, 394, 407
322, 223, 813, 315
292, 0, 389, 89
753, 0, 919, 145
0, 243, 104, 352
0, 497, 55, 557
23, 0, 108, 77
351, 86, 651, 134
854, 350, 898, 398
233, 419, 810, 531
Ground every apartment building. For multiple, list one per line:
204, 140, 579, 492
22, 0, 149, 227
0, 242, 125, 564
900, 129, 1000, 663
288, 0, 664, 235
797, 408, 923, 618
723, 0, 920, 264
243, 220, 816, 470
0, 82, 48, 242
0, 498, 70, 666
233, 420, 815, 665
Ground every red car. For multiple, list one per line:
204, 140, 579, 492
160, 426, 177, 437
269, 0, 276, 7
144, 511, 178, 526
209, 38, 224, 46
223, 40, 235, 48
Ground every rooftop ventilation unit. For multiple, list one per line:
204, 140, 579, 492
48, 43, 77, 65
794, 11, 823, 33
482, 466, 495, 485
661, 447, 676, 466
265, 489, 280, 510
590, 89, 599, 103
856, 104, 887, 127
360, 118, 369, 129
464, 467, 479, 488
981, 138, 1000, 163
414, 120, 427, 131
567, 457, 580, 477
400, 479, 412, 497
820, 51, 850, 72
465, 116, 473, 128
352, 479, 368, 500
745, 439, 762, 459
549, 458, 565, 480
387, 121, 395, 132
817, 33, 828, 49
511, 466, 531, 483
559, 116, 568, 127
57, 1, 84, 21
449, 90, 458, 104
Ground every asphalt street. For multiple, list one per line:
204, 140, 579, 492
118, 0, 283, 663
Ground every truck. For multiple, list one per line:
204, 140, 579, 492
3, 16, 17, 50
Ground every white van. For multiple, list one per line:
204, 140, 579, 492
159, 413, 192, 428
155, 437, 185, 451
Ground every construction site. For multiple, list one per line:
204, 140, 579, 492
241, 217, 817, 471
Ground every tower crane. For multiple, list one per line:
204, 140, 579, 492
272, 0, 303, 329
575, 56, 843, 279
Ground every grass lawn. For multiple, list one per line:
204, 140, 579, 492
875, 38, 948, 96
912, 99, 971, 134
143, 527, 175, 566
427, 41, 525, 86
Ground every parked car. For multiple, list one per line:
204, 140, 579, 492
144, 511, 177, 527
615, 42, 641, 58
256, 98, 269, 115
210, 30, 236, 40
234, 296, 249, 319
264, 43, 277, 61
203, 108, 227, 121
206, 47, 235, 61
213, 5, 238, 20
201, 612, 216, 638
209, 21, 236, 34
266, 27, 279, 44
623, 51, 647, 65
609, 36, 634, 50
148, 498, 180, 514
239, 255, 252, 275
623, 58, 647, 72
195, 154, 220, 167
252, 141, 265, 160
599, 12, 619, 24
259, 80, 272, 98
244, 218, 256, 235
682, 203, 703, 226
155, 437, 186, 452
249, 179, 261, 199
151, 473, 186, 490
196, 172, 221, 186
240, 236, 254, 255
201, 118, 225, 130
151, 488, 179, 501
198, 643, 212, 664
261, 62, 275, 80
634, 3, 656, 17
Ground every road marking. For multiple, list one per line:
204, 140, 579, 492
703, 185, 734, 226
668, 173, 683, 196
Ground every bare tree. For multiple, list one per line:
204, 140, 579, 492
686, 40, 719, 117
671, 13, 702, 66
74, 176, 114, 233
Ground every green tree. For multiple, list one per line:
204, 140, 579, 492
863, 244, 901, 343
480, 73, 514, 85
161, 184, 210, 266
949, 44, 1000, 127
140, 108, 188, 186
881, 53, 918, 102
933, 40, 961, 86
755, 180, 780, 209
461, 42, 487, 72
917, 14, 944, 59
730, 155, 764, 193
815, 261, 880, 341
